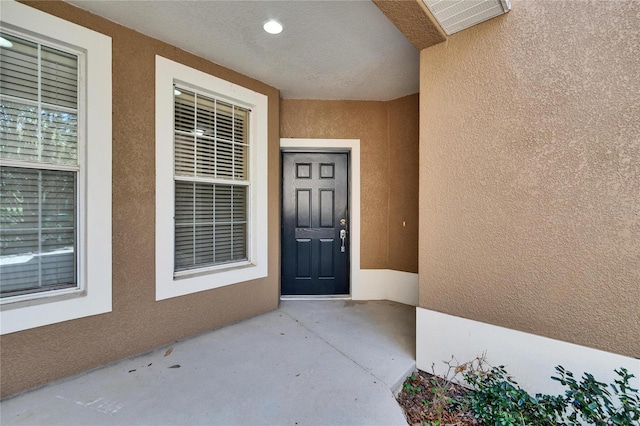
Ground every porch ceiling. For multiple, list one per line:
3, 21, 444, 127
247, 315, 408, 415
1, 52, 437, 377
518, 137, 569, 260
66, 0, 422, 101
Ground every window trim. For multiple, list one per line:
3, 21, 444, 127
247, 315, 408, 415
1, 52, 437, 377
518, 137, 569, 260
0, 0, 112, 334
155, 55, 268, 301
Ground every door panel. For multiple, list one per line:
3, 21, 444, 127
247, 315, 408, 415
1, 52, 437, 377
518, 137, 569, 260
282, 152, 349, 295
319, 190, 334, 227
296, 239, 311, 277
296, 190, 311, 227
319, 239, 334, 277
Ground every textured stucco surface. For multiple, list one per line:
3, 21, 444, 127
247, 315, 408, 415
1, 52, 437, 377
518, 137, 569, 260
66, 0, 420, 101
388, 95, 419, 272
1, 0, 281, 398
419, 0, 639, 357
281, 96, 419, 272
373, 0, 446, 50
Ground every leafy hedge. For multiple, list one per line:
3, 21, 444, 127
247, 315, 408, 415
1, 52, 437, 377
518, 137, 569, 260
463, 365, 640, 425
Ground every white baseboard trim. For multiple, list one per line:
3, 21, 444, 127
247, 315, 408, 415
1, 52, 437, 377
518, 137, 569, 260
354, 269, 418, 306
416, 308, 640, 396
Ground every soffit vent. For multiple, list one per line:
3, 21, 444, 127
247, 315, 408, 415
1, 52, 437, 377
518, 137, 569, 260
423, 0, 511, 35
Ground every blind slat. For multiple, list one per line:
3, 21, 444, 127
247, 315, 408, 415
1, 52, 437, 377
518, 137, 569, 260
174, 180, 247, 271
174, 89, 249, 180
0, 35, 38, 103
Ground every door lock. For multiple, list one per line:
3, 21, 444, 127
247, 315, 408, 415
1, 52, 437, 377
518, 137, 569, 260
340, 229, 347, 253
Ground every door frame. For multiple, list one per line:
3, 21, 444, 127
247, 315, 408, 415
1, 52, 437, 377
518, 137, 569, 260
280, 138, 361, 299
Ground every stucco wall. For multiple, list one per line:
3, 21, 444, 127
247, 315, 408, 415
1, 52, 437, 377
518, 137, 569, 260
388, 95, 419, 272
419, 0, 639, 357
372, 0, 446, 50
1, 1, 281, 397
281, 96, 419, 273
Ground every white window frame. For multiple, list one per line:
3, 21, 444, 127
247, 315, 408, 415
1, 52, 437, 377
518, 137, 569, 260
155, 56, 268, 301
0, 0, 112, 334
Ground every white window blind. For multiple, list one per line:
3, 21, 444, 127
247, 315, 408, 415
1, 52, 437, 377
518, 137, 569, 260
0, 31, 79, 297
173, 88, 249, 272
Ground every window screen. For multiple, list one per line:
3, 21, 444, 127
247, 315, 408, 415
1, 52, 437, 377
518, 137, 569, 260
173, 88, 249, 272
0, 32, 79, 297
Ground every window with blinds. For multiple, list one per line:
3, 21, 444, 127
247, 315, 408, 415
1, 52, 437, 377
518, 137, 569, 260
173, 87, 249, 273
0, 32, 79, 298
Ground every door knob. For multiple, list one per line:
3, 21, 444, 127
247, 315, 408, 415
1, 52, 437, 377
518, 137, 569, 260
340, 229, 346, 253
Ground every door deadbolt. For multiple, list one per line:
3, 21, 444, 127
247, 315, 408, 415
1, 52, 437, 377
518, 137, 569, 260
339, 218, 347, 226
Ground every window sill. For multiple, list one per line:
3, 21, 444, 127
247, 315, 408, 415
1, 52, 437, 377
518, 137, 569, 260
157, 261, 267, 301
0, 286, 83, 310
173, 260, 252, 280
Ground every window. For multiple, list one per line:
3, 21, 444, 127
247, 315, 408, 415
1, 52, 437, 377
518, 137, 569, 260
173, 89, 249, 273
155, 56, 268, 301
0, 1, 112, 334
1, 32, 79, 298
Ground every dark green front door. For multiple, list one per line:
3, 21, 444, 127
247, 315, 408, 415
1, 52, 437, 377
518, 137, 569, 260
281, 152, 349, 295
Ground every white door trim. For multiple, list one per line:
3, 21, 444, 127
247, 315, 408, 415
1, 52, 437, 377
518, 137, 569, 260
280, 138, 361, 298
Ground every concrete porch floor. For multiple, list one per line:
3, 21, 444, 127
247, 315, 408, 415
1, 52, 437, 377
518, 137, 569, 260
1, 300, 416, 425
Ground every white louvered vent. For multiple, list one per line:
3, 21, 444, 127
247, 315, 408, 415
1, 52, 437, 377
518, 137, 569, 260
423, 0, 511, 35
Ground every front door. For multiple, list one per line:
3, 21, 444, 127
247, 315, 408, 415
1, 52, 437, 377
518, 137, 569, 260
281, 152, 349, 295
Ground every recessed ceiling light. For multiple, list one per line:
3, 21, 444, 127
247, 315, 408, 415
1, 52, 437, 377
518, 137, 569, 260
263, 20, 283, 35
0, 37, 13, 48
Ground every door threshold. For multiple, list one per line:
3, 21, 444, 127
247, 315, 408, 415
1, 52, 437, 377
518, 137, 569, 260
280, 295, 351, 301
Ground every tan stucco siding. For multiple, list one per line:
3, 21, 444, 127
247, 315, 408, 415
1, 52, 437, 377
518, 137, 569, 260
419, 0, 640, 357
280, 100, 391, 269
1, 0, 281, 397
388, 95, 419, 273
280, 96, 419, 272
372, 0, 446, 50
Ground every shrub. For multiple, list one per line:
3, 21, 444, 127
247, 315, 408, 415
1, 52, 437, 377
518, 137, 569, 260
552, 366, 640, 425
463, 365, 564, 425
463, 363, 640, 426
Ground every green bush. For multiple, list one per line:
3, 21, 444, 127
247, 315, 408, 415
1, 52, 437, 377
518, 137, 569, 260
463, 365, 564, 425
463, 364, 639, 425
553, 366, 640, 425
